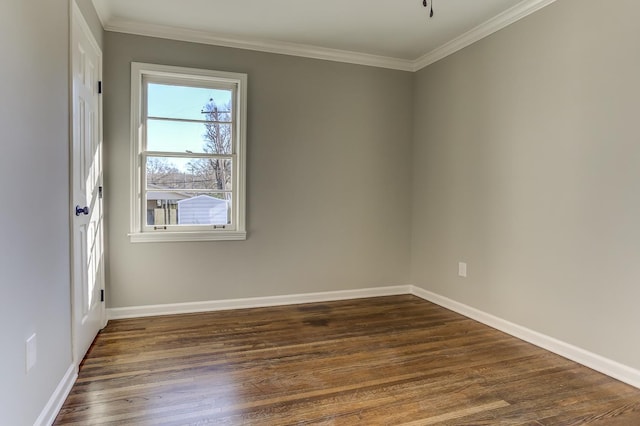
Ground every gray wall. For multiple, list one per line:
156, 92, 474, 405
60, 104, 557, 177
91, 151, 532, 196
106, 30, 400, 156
411, 0, 640, 370
3, 0, 639, 421
0, 0, 72, 424
104, 32, 413, 307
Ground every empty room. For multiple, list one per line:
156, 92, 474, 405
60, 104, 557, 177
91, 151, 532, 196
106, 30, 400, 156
2, 0, 640, 424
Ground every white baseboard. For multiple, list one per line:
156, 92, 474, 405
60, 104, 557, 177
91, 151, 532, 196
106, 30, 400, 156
107, 285, 411, 320
105, 284, 640, 390
34, 363, 77, 426
410, 285, 640, 390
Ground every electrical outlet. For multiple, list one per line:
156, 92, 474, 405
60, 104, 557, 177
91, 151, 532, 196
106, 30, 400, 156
26, 333, 37, 373
458, 262, 467, 278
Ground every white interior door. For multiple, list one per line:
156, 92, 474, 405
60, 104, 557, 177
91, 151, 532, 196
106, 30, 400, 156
71, 3, 105, 365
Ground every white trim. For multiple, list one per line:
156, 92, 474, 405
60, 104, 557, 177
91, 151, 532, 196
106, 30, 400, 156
129, 230, 247, 243
106, 20, 415, 72
412, 0, 559, 70
129, 62, 247, 242
34, 364, 78, 426
410, 286, 640, 390
107, 285, 411, 320
99, 0, 557, 72
105, 284, 640, 390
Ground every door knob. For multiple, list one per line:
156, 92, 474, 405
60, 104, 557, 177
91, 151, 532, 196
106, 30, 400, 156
75, 205, 90, 216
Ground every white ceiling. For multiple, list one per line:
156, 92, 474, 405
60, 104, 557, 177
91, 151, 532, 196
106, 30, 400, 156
91, 0, 556, 71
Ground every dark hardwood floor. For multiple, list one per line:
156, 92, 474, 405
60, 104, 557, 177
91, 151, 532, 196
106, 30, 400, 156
54, 295, 640, 425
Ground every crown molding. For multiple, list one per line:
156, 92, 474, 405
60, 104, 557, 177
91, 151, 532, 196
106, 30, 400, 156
105, 19, 415, 72
412, 0, 559, 71
101, 0, 557, 73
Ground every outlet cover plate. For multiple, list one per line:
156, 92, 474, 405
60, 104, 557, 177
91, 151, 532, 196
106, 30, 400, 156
458, 262, 467, 278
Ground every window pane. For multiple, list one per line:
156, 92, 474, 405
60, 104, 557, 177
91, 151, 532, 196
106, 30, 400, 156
146, 192, 231, 226
147, 119, 233, 155
146, 156, 232, 191
147, 83, 232, 121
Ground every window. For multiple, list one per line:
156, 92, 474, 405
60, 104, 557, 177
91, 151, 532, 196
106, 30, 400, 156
130, 63, 247, 242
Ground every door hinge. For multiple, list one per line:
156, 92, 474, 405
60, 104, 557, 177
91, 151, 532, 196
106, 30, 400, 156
101, 289, 105, 302
99, 186, 103, 199
98, 81, 102, 94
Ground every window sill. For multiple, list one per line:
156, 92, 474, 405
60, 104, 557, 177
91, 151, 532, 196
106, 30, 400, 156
129, 230, 247, 243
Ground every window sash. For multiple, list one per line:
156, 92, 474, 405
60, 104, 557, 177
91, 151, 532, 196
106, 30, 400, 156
141, 152, 237, 231
143, 80, 237, 153
142, 79, 235, 123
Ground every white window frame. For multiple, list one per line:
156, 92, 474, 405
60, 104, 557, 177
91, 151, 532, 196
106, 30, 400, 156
129, 62, 247, 242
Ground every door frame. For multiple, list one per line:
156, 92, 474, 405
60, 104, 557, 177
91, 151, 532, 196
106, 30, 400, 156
69, 0, 106, 367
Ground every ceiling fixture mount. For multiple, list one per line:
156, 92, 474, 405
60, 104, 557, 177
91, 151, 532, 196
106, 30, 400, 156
422, 0, 434, 18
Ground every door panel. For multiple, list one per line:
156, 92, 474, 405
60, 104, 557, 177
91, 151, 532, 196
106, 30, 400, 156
71, 4, 105, 365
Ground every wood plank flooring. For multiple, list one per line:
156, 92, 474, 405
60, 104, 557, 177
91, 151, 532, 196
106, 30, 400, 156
54, 295, 640, 425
